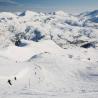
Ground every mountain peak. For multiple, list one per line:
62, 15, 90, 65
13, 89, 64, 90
79, 10, 98, 18
17, 10, 39, 17
54, 10, 69, 16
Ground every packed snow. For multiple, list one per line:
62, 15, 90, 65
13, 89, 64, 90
0, 10, 98, 98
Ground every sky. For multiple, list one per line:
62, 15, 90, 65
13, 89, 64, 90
0, 0, 98, 13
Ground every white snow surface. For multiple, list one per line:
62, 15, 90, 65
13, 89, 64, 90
0, 10, 98, 98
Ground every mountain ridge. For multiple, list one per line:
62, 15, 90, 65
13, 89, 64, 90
0, 9, 98, 49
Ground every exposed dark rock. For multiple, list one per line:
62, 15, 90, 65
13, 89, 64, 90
80, 42, 95, 48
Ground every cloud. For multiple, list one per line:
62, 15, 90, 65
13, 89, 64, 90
0, 0, 19, 6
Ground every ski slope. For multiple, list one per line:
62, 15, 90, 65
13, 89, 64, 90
0, 40, 97, 98
0, 10, 98, 98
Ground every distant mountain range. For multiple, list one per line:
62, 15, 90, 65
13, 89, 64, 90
0, 10, 98, 49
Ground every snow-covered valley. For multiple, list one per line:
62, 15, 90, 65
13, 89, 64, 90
0, 10, 98, 98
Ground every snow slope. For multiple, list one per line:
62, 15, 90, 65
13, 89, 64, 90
0, 39, 97, 98
0, 10, 98, 98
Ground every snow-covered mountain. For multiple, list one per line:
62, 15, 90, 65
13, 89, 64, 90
0, 10, 98, 49
0, 10, 98, 98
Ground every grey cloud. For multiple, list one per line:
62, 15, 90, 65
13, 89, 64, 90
0, 0, 19, 6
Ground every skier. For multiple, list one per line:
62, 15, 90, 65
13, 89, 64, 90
8, 79, 12, 86
14, 77, 17, 80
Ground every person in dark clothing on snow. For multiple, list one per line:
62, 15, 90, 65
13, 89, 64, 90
8, 79, 12, 86
14, 77, 17, 80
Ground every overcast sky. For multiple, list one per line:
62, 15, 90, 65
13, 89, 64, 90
0, 0, 97, 13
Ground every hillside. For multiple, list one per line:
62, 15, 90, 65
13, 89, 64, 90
0, 10, 98, 98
